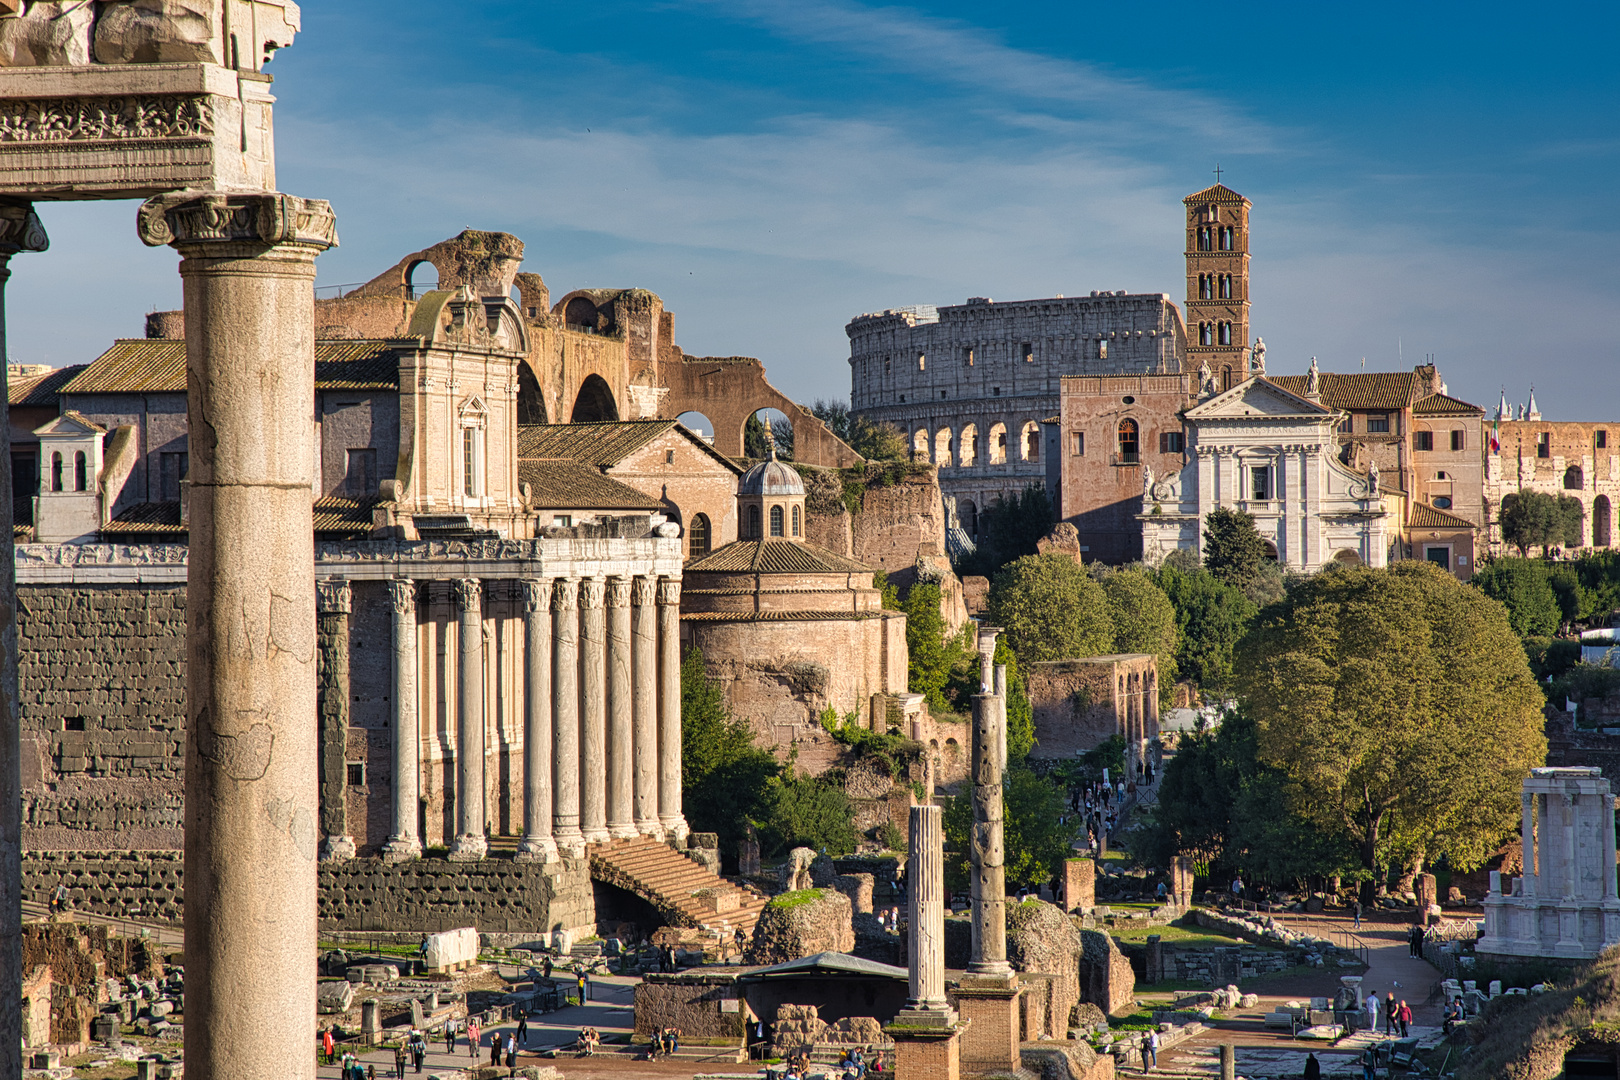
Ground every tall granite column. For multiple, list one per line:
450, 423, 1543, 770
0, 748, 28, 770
956, 691, 1020, 1075
448, 578, 487, 860
631, 576, 662, 837
580, 577, 610, 845
888, 803, 961, 1077
0, 200, 47, 1080
382, 579, 422, 862
657, 577, 688, 841
316, 579, 355, 860
606, 577, 638, 840
552, 579, 585, 857
516, 579, 557, 861
138, 191, 334, 1080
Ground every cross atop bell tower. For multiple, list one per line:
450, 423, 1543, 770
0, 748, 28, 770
1183, 180, 1252, 392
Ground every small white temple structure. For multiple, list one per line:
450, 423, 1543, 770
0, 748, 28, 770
1477, 767, 1620, 960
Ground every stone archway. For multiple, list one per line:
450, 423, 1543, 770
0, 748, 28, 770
517, 363, 548, 425
571, 374, 619, 423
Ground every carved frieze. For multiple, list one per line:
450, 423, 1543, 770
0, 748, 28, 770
0, 95, 213, 144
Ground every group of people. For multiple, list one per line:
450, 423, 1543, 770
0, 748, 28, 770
1406, 923, 1427, 958
394, 1032, 428, 1077
333, 1052, 374, 1080
837, 1046, 886, 1078
1362, 990, 1414, 1037
647, 1025, 682, 1057
573, 1026, 602, 1056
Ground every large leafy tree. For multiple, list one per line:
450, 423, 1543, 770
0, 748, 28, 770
1152, 561, 1258, 692
1099, 567, 1180, 708
1202, 507, 1269, 591
905, 582, 952, 710
757, 770, 859, 857
944, 766, 1079, 890
986, 552, 1113, 664
1500, 490, 1583, 555
1471, 557, 1560, 637
681, 647, 780, 852
957, 484, 1054, 576
1235, 562, 1547, 902
847, 415, 909, 462
810, 399, 851, 442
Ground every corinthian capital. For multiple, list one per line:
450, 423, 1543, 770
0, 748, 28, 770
389, 578, 417, 616
315, 579, 351, 615
632, 576, 657, 608
657, 578, 681, 607
452, 578, 482, 613
137, 191, 338, 250
552, 578, 579, 613
522, 579, 551, 613
579, 578, 605, 610
606, 577, 631, 608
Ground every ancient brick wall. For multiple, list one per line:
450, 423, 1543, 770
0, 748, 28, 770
633, 973, 746, 1038
1027, 655, 1157, 760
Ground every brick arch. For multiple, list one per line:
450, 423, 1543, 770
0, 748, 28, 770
571, 374, 619, 423
663, 356, 859, 467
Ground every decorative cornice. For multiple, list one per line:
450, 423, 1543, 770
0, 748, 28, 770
137, 191, 337, 250
0, 95, 213, 145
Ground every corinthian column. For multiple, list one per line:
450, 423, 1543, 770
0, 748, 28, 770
316, 579, 355, 861
0, 200, 47, 1080
552, 579, 584, 857
579, 578, 610, 845
382, 579, 422, 862
138, 191, 334, 1080
969, 692, 1010, 976
606, 577, 638, 840
516, 579, 557, 862
657, 577, 688, 841
631, 576, 661, 837
448, 578, 487, 860
905, 805, 953, 1018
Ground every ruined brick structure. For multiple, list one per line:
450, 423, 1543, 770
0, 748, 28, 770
1025, 655, 1159, 767
1485, 404, 1620, 555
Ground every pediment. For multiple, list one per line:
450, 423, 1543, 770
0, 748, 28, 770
1185, 377, 1334, 421
33, 410, 106, 438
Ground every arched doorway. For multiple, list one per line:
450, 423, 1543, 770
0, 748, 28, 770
1333, 549, 1363, 567
934, 428, 953, 468
959, 424, 978, 467
1261, 540, 1278, 561
570, 375, 619, 423
405, 259, 437, 299
517, 364, 548, 426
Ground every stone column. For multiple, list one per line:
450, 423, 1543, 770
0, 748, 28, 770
138, 191, 334, 1080
0, 200, 47, 1080
516, 579, 557, 862
448, 578, 487, 860
316, 579, 356, 861
994, 662, 1008, 770
552, 579, 585, 857
904, 805, 951, 1017
606, 576, 638, 840
383, 579, 422, 862
657, 577, 689, 841
1523, 790, 1538, 899
976, 625, 1002, 692
579, 577, 610, 845
632, 576, 662, 838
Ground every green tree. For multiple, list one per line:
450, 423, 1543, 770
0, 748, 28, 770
758, 769, 859, 856
986, 552, 1114, 664
1472, 557, 1560, 637
1099, 567, 1180, 708
944, 766, 1079, 891
957, 484, 1054, 577
681, 647, 780, 852
810, 399, 851, 441
995, 638, 1036, 760
1235, 562, 1547, 903
1500, 490, 1583, 555
847, 415, 909, 462
905, 582, 952, 710
1152, 561, 1258, 692
1202, 507, 1269, 591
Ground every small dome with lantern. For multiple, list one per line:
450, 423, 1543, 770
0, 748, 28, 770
736, 430, 807, 541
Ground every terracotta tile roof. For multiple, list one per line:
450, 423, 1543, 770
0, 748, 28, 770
686, 538, 872, 574
101, 501, 185, 534
1413, 393, 1484, 417
1183, 182, 1249, 204
1410, 503, 1478, 530
518, 420, 741, 473
313, 496, 389, 534
1270, 371, 1423, 411
681, 610, 881, 622
61, 339, 399, 395
518, 460, 664, 511
98, 496, 391, 538
9, 365, 84, 407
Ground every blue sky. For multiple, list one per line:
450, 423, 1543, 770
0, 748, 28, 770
11, 1, 1620, 416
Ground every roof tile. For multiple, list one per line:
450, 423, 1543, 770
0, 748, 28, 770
61, 339, 400, 395
1410, 503, 1478, 530
1271, 371, 1423, 411
686, 538, 872, 574
1413, 392, 1485, 417
9, 364, 84, 407
518, 460, 664, 511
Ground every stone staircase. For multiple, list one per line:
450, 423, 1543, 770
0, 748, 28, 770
589, 836, 768, 939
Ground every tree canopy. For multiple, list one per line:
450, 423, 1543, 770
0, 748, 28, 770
680, 646, 781, 853
1203, 507, 1270, 590
1500, 490, 1583, 555
1099, 567, 1180, 707
986, 552, 1114, 664
956, 483, 1054, 577
1152, 560, 1258, 693
847, 415, 909, 462
1235, 562, 1546, 899
1471, 557, 1560, 637
944, 765, 1079, 891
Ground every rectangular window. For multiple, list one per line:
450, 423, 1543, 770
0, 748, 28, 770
1598, 430, 1608, 449
346, 763, 366, 787
918, 352, 926, 371
1021, 343, 1034, 362
1159, 432, 1184, 453
553, 514, 572, 527
463, 428, 478, 495
1414, 431, 1433, 452
1367, 413, 1390, 433
159, 451, 189, 502
344, 448, 377, 496
1537, 432, 1551, 459
963, 347, 974, 366
1425, 547, 1451, 571
1071, 432, 1085, 456
1339, 416, 1354, 434
1250, 466, 1271, 501
1451, 430, 1465, 452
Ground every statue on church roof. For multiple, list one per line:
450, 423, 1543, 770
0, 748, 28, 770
1197, 356, 1212, 397
1306, 356, 1320, 398
1249, 337, 1266, 374
1367, 457, 1380, 497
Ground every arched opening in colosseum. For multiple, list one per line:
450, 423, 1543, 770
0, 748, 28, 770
405, 258, 438, 299
959, 424, 978, 466
935, 428, 953, 468
1566, 465, 1585, 490
1021, 421, 1041, 462
1597, 497, 1612, 547
517, 364, 548, 425
676, 411, 716, 444
912, 428, 930, 461
960, 499, 978, 537
989, 423, 1007, 465
570, 374, 619, 422
564, 295, 599, 333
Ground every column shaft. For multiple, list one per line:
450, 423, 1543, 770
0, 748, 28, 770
316, 579, 355, 860
516, 579, 557, 861
580, 578, 610, 844
141, 191, 334, 1080
657, 578, 688, 839
448, 578, 487, 859
632, 577, 661, 837
909, 804, 948, 1008
383, 579, 422, 861
606, 577, 637, 839
552, 579, 584, 857
969, 693, 1010, 974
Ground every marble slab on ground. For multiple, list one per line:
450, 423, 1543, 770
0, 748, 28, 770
1174, 1045, 1364, 1078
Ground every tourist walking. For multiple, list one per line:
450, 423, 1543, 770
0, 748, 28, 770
1143, 1029, 1159, 1071
1363, 991, 1378, 1033
468, 1019, 480, 1059
490, 1030, 501, 1065
411, 1031, 426, 1074
516, 1010, 528, 1046
1385, 994, 1398, 1035
506, 1033, 517, 1068
323, 1028, 336, 1065
393, 1041, 407, 1079
1352, 899, 1362, 930
578, 970, 590, 1002
1398, 1000, 1412, 1037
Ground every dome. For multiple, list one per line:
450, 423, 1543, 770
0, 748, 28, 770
738, 455, 804, 497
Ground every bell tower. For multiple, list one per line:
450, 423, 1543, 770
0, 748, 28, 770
1184, 177, 1252, 390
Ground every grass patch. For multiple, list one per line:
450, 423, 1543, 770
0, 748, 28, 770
1110, 922, 1250, 949
767, 889, 825, 910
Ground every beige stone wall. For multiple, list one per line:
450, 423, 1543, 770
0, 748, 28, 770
1485, 419, 1620, 553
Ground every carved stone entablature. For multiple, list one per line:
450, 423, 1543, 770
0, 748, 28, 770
137, 190, 336, 249
0, 95, 213, 144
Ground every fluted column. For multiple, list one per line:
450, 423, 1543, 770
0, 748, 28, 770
552, 579, 584, 857
906, 804, 951, 1015
632, 576, 662, 837
316, 579, 355, 861
383, 579, 422, 862
969, 692, 1010, 975
580, 577, 610, 845
657, 577, 688, 840
448, 578, 487, 860
516, 579, 557, 862
606, 577, 638, 840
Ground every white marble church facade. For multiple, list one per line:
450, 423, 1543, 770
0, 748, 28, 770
1139, 376, 1391, 571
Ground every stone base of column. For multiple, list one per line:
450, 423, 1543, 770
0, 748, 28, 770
661, 814, 689, 844
320, 836, 357, 862
953, 975, 1021, 1076
635, 818, 665, 840
555, 827, 587, 860
447, 833, 489, 861
582, 825, 612, 846
887, 1017, 964, 1080
608, 822, 640, 841
380, 836, 423, 864
515, 835, 560, 863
